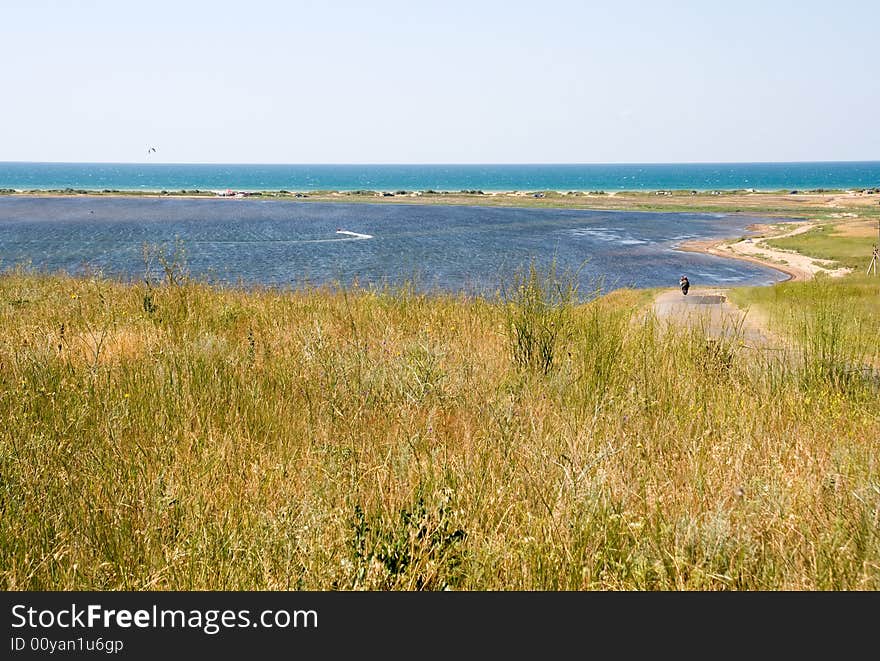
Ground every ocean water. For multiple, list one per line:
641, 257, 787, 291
0, 196, 791, 295
0, 161, 879, 192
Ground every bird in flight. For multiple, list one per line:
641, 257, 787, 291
147, 146, 157, 156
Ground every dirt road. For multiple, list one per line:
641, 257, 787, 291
652, 287, 773, 346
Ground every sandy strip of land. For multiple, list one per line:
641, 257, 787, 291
678, 222, 852, 282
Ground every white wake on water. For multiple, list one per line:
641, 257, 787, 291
336, 229, 373, 240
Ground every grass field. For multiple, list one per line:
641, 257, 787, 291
768, 229, 880, 270
729, 212, 880, 357
2, 260, 878, 590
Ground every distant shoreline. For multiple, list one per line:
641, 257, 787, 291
1, 186, 875, 195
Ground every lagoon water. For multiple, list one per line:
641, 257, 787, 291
0, 196, 790, 295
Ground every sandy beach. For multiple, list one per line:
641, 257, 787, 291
678, 221, 853, 282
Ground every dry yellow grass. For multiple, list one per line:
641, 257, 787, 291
830, 219, 880, 238
1, 270, 878, 590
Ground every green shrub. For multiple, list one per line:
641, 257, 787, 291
503, 260, 578, 375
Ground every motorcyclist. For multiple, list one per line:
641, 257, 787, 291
679, 274, 690, 295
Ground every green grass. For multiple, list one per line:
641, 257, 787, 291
2, 266, 878, 590
766, 224, 880, 270
730, 211, 880, 360
731, 275, 880, 377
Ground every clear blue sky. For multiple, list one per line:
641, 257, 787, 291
2, 0, 878, 164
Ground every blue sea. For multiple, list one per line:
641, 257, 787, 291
0, 196, 793, 295
0, 161, 879, 193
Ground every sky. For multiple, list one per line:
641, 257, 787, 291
2, 0, 879, 164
